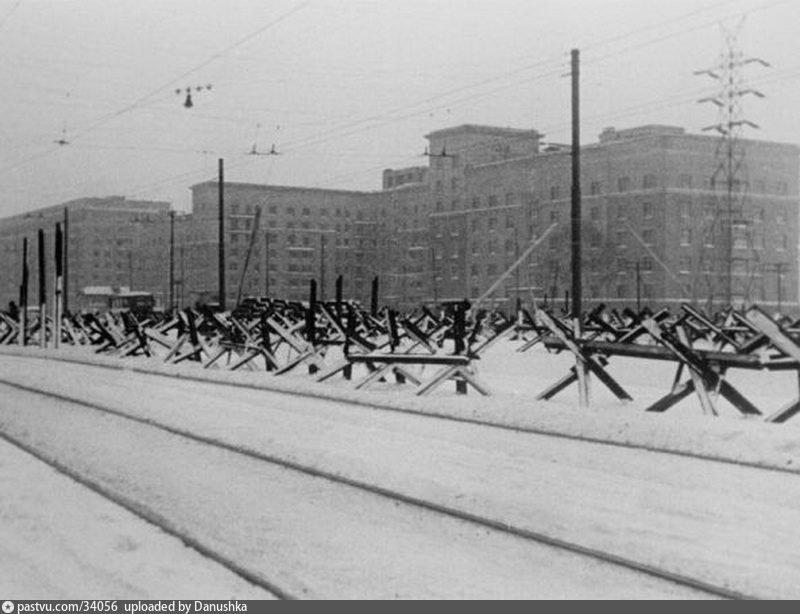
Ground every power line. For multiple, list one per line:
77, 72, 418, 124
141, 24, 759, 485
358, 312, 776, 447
0, 0, 312, 178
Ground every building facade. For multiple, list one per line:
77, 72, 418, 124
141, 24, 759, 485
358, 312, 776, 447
0, 196, 170, 312
2, 123, 797, 314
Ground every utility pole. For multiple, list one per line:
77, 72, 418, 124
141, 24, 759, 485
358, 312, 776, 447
217, 158, 226, 311
571, 47, 589, 409
635, 260, 641, 313
570, 48, 582, 320
169, 210, 175, 313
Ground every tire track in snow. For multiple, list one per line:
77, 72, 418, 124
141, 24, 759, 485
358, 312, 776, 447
0, 376, 756, 600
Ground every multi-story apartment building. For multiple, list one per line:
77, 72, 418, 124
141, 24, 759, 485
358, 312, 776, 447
2, 123, 796, 314
0, 196, 170, 312
389, 123, 799, 311
183, 182, 379, 306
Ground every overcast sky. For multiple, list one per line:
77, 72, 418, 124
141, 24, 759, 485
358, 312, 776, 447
0, 0, 798, 216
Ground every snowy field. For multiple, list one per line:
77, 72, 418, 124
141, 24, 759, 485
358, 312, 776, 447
2, 340, 800, 599
2, 338, 799, 471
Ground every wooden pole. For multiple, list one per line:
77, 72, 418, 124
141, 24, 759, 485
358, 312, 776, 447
571, 48, 589, 408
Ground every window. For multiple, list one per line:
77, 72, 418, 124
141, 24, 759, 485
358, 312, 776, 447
550, 186, 561, 200
590, 207, 600, 221
617, 177, 630, 192
732, 225, 748, 250
643, 174, 657, 189
641, 257, 654, 272
642, 202, 653, 218
616, 204, 627, 220
590, 181, 601, 196
679, 256, 691, 273
642, 229, 655, 245
678, 174, 692, 189
488, 195, 499, 208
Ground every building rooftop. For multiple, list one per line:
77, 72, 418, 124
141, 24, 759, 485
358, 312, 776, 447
425, 124, 543, 140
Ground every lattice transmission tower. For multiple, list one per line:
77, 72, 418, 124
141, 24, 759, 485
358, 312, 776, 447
695, 21, 768, 308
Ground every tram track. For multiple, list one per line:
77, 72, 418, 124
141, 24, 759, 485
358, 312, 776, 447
0, 347, 797, 477
0, 374, 759, 600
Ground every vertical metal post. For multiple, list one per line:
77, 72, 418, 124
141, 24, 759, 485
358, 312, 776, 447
320, 234, 326, 302
217, 158, 226, 311
169, 210, 175, 313
635, 260, 642, 313
264, 231, 270, 297
335, 274, 343, 318
38, 229, 46, 348
430, 247, 438, 305
515, 226, 521, 312
179, 244, 185, 309
370, 276, 379, 316
20, 238, 28, 346
63, 207, 69, 314
54, 223, 63, 348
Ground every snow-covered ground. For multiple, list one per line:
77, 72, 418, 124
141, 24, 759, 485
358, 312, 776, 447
0, 384, 717, 599
2, 340, 799, 472
2, 345, 800, 598
0, 437, 275, 600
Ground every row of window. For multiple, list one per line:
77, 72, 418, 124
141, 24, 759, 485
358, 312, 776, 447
547, 175, 791, 199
